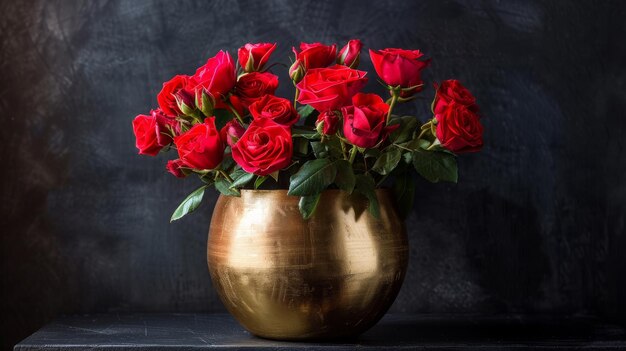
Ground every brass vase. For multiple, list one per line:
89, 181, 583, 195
207, 189, 408, 340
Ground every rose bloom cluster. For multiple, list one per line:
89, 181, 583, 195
132, 39, 484, 218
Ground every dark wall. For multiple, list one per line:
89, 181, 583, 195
1, 0, 625, 349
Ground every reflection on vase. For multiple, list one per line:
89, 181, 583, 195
207, 189, 408, 340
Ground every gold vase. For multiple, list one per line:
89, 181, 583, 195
207, 189, 408, 340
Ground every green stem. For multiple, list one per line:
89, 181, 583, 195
349, 146, 358, 163
339, 138, 348, 160
294, 87, 300, 108
218, 169, 234, 183
393, 143, 414, 152
189, 111, 203, 124
225, 100, 245, 126
386, 89, 399, 126
417, 122, 431, 140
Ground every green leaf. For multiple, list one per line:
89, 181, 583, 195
389, 116, 419, 144
192, 169, 212, 176
354, 174, 379, 218
254, 176, 268, 189
229, 169, 255, 189
364, 148, 381, 159
269, 171, 279, 182
297, 104, 315, 120
292, 127, 320, 140
372, 147, 402, 175
213, 108, 233, 130
311, 141, 328, 158
412, 150, 458, 183
288, 158, 337, 196
215, 178, 240, 196
324, 136, 344, 159
393, 172, 416, 219
170, 185, 208, 222
299, 193, 322, 220
294, 137, 310, 156
402, 151, 412, 164
220, 154, 236, 171
334, 160, 356, 194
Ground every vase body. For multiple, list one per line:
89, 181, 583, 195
207, 189, 408, 340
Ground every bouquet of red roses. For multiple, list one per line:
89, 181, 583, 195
132, 40, 484, 221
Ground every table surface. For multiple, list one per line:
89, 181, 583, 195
14, 313, 626, 350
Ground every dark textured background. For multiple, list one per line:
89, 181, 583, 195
1, 0, 625, 349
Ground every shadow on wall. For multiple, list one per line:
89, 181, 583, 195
0, 2, 80, 349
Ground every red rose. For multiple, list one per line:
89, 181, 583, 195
190, 51, 236, 100
337, 39, 362, 68
238, 42, 277, 72
369, 48, 430, 91
133, 114, 161, 156
249, 94, 299, 126
132, 109, 176, 156
433, 79, 478, 115
166, 159, 186, 178
152, 108, 179, 142
174, 117, 224, 170
234, 72, 279, 108
316, 111, 339, 135
292, 42, 337, 70
435, 101, 483, 153
296, 65, 368, 112
157, 75, 194, 117
342, 93, 396, 148
231, 118, 293, 176
220, 120, 246, 147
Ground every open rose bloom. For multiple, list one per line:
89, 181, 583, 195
132, 40, 485, 220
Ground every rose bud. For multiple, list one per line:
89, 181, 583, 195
249, 94, 299, 126
157, 75, 193, 117
435, 101, 483, 154
174, 87, 196, 116
189, 51, 236, 103
337, 39, 362, 68
234, 72, 279, 108
238, 42, 277, 72
292, 42, 337, 70
220, 120, 246, 147
289, 59, 305, 84
342, 93, 397, 148
433, 79, 479, 115
316, 111, 340, 135
166, 159, 187, 178
174, 117, 225, 170
297, 65, 368, 112
231, 118, 293, 176
369, 48, 430, 94
151, 108, 179, 142
194, 88, 216, 117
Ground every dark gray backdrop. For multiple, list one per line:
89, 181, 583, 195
1, 0, 625, 349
